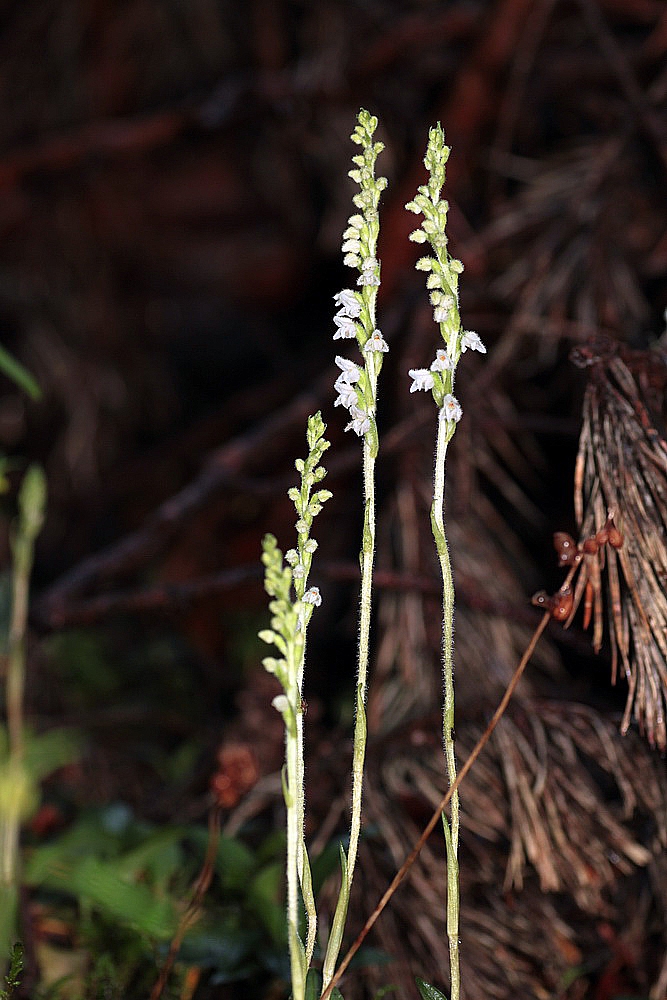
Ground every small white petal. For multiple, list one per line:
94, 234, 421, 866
361, 256, 378, 272
357, 272, 381, 286
303, 586, 322, 607
460, 330, 486, 354
343, 253, 361, 268
285, 548, 299, 565
408, 368, 435, 393
430, 348, 454, 372
292, 564, 305, 579
333, 379, 358, 409
304, 539, 318, 554
333, 313, 358, 340
341, 239, 361, 253
439, 394, 462, 423
363, 329, 389, 353
295, 519, 309, 535
272, 694, 290, 714
345, 405, 371, 436
335, 356, 361, 383
333, 289, 361, 318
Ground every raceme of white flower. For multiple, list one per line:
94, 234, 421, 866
331, 111, 388, 458
406, 121, 482, 1000
259, 413, 332, 998
321, 108, 387, 994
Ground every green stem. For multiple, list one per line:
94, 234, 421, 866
296, 643, 316, 967
348, 434, 375, 883
321, 363, 377, 992
6, 534, 30, 761
285, 643, 306, 1000
431, 414, 460, 1000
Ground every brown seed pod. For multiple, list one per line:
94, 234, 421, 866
531, 586, 574, 622
583, 537, 599, 554
551, 584, 574, 621
531, 590, 551, 611
553, 532, 581, 567
606, 522, 623, 548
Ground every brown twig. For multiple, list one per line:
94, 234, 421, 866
149, 806, 222, 1000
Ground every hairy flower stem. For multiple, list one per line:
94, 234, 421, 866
348, 355, 377, 886
432, 415, 460, 1000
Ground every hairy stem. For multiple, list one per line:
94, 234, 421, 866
430, 413, 460, 1000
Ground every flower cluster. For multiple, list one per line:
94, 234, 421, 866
332, 110, 388, 450
260, 413, 331, 698
406, 123, 485, 433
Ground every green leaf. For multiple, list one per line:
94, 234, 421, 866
112, 828, 184, 885
23, 728, 80, 783
246, 862, 286, 947
305, 968, 322, 1000
321, 846, 349, 983
310, 836, 349, 896
24, 854, 177, 938
0, 942, 23, 999
0, 346, 41, 400
415, 978, 449, 1000
213, 834, 256, 894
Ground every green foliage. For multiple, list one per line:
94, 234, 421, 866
415, 977, 449, 1000
0, 944, 22, 999
0, 345, 41, 401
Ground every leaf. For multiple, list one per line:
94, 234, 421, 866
321, 846, 349, 984
415, 978, 449, 1000
23, 728, 80, 783
0, 942, 23, 999
305, 968, 322, 1000
0, 346, 41, 400
25, 854, 177, 939
310, 836, 349, 896
246, 862, 287, 947
214, 834, 256, 894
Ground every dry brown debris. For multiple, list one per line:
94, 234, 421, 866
573, 342, 667, 748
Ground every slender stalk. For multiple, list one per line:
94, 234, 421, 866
347, 355, 377, 886
285, 658, 305, 999
296, 640, 316, 966
431, 414, 460, 1000
0, 465, 46, 963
